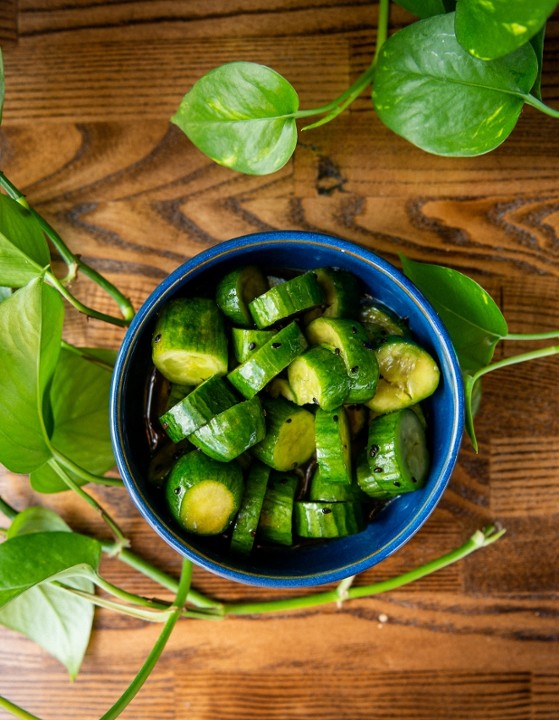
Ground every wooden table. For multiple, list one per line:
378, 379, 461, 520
1, 3, 558, 719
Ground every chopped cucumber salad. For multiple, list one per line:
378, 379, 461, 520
149, 264, 441, 555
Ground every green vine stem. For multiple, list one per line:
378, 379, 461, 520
0, 171, 135, 326
524, 93, 559, 119
504, 330, 559, 341
0, 696, 42, 720
296, 0, 390, 131
470, 345, 559, 386
99, 559, 192, 720
52, 448, 123, 488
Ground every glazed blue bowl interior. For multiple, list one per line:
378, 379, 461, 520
110, 231, 464, 588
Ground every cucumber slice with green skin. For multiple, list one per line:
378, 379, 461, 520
305, 317, 380, 404
366, 337, 440, 414
165, 451, 244, 535
359, 299, 410, 346
309, 467, 359, 501
248, 271, 324, 329
189, 396, 266, 462
252, 397, 315, 471
365, 408, 430, 495
216, 265, 268, 326
231, 327, 275, 363
258, 472, 299, 546
160, 375, 238, 443
355, 450, 401, 500
287, 345, 349, 411
230, 461, 271, 555
152, 298, 228, 385
227, 321, 308, 399
294, 501, 365, 539
315, 407, 352, 484
314, 267, 361, 319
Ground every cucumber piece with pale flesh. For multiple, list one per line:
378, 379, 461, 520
152, 297, 228, 385
366, 337, 440, 414
252, 396, 315, 471
166, 451, 244, 535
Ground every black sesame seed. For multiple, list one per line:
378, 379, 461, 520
321, 507, 332, 514
173, 487, 181, 495
312, 397, 319, 404
332, 415, 339, 422
248, 342, 257, 350
272, 342, 282, 349
334, 347, 341, 356
393, 481, 401, 488
351, 326, 358, 334
369, 444, 379, 458
350, 365, 359, 373
374, 467, 383, 473
286, 417, 292, 423
153, 334, 161, 343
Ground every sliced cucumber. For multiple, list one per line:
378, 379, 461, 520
305, 317, 379, 404
294, 501, 364, 539
165, 451, 244, 535
258, 472, 299, 546
315, 407, 352, 484
287, 345, 349, 411
364, 408, 430, 495
252, 397, 315, 471
227, 321, 308, 399
230, 461, 270, 555
367, 337, 440, 414
314, 267, 361, 319
189, 396, 266, 462
216, 265, 268, 326
359, 299, 409, 346
159, 374, 238, 442
248, 271, 324, 329
231, 328, 274, 363
152, 298, 228, 385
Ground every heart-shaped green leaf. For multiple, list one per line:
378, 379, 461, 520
373, 12, 538, 156
31, 347, 116, 493
0, 279, 64, 473
400, 256, 508, 372
455, 0, 557, 61
172, 61, 299, 175
0, 512, 100, 679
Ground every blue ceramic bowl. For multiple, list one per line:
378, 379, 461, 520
110, 231, 464, 588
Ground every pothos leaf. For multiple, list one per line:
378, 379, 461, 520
400, 255, 508, 373
0, 194, 51, 286
0, 278, 64, 473
31, 347, 116, 493
454, 0, 558, 61
373, 12, 538, 156
0, 515, 100, 679
172, 61, 299, 175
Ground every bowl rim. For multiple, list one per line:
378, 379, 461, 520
110, 230, 465, 588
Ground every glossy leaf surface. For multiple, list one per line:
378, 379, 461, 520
373, 13, 538, 156
455, 0, 557, 60
172, 62, 299, 175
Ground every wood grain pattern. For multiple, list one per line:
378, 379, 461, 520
1, 2, 559, 719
